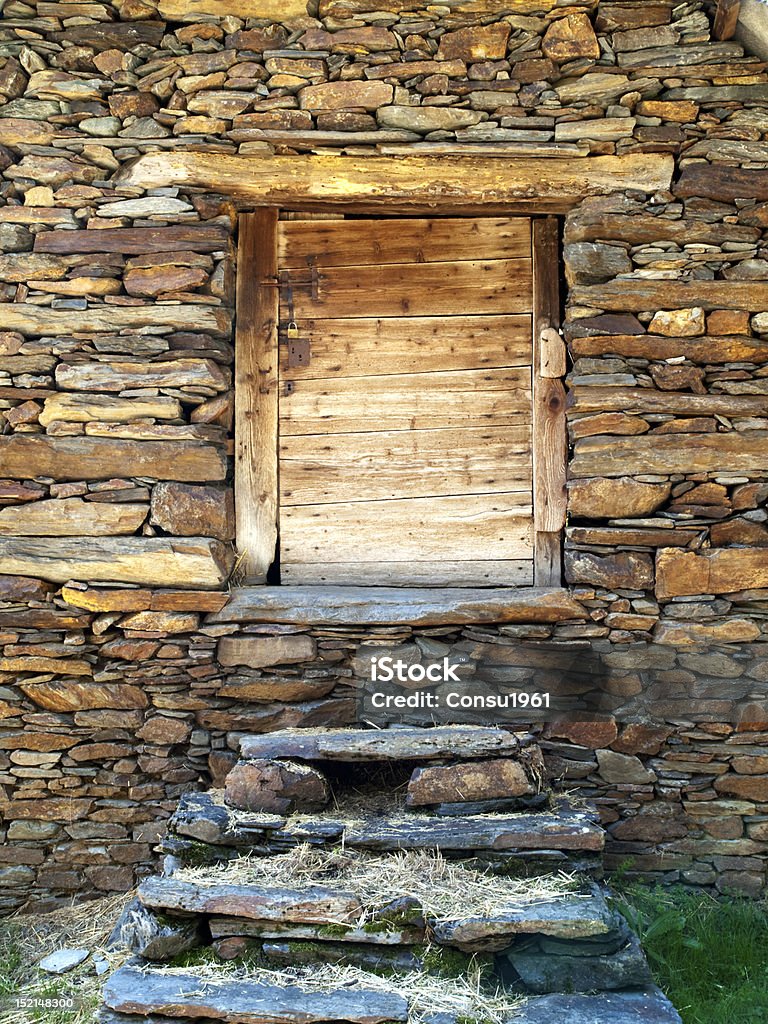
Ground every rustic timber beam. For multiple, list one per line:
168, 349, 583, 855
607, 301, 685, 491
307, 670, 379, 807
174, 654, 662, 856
115, 153, 674, 214
206, 586, 586, 626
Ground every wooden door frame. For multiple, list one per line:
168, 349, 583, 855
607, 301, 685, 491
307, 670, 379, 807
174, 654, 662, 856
235, 209, 566, 587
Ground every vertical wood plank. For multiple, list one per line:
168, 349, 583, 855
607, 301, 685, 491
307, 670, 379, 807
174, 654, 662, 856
714, 0, 741, 40
532, 216, 566, 586
235, 210, 278, 582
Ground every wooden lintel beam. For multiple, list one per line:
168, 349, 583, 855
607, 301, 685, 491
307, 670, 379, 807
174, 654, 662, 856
116, 153, 674, 213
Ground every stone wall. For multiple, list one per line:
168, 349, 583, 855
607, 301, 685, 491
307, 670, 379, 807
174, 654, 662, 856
1, 0, 768, 910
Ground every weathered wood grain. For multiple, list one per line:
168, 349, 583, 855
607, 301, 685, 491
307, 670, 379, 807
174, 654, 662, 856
567, 387, 768, 418
280, 560, 534, 587
34, 225, 230, 255
0, 303, 230, 337
206, 585, 586, 626
278, 217, 531, 267
656, 547, 768, 599
532, 217, 566, 585
0, 537, 233, 587
289, 258, 532, 319
571, 432, 768, 477
571, 280, 768, 312
236, 211, 279, 583
280, 426, 532, 505
279, 368, 531, 434
281, 494, 533, 567
116, 153, 675, 212
0, 499, 146, 537
0, 435, 227, 482
279, 316, 532, 380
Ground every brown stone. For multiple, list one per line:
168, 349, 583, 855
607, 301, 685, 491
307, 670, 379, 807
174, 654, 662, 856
299, 27, 398, 53
0, 732, 79, 752
637, 99, 699, 122
18, 681, 148, 711
217, 677, 336, 702
109, 92, 160, 119
596, 750, 655, 784
120, 610, 200, 634
0, 798, 93, 821
656, 548, 768, 599
137, 716, 192, 746
124, 266, 208, 298
545, 719, 618, 750
710, 519, 768, 547
649, 364, 707, 394
150, 482, 234, 542
0, 656, 92, 676
612, 725, 671, 756
567, 478, 671, 518
715, 774, 768, 802
406, 758, 534, 807
0, 574, 52, 601
542, 13, 600, 63
68, 743, 134, 763
707, 310, 751, 335
654, 619, 761, 645
437, 24, 510, 61
298, 81, 393, 112
225, 759, 330, 814
732, 756, 768, 775
217, 635, 318, 669
570, 413, 649, 439
101, 638, 161, 661
565, 551, 654, 590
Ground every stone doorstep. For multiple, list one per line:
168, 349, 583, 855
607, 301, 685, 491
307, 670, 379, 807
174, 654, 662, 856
238, 726, 530, 763
98, 967, 682, 1024
167, 791, 605, 855
205, 586, 586, 627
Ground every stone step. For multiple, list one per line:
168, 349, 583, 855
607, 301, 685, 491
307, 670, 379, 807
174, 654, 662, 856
239, 725, 531, 762
138, 874, 616, 953
98, 966, 682, 1024
503, 932, 652, 994
100, 965, 408, 1024
138, 876, 363, 926
165, 791, 604, 863
510, 988, 682, 1023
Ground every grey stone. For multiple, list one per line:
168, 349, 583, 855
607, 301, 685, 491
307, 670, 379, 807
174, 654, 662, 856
107, 897, 203, 962
102, 965, 409, 1023
0, 224, 33, 253
514, 988, 682, 1023
376, 105, 484, 132
508, 933, 652, 993
38, 948, 89, 974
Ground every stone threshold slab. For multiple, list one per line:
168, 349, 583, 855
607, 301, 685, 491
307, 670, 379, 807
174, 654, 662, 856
207, 586, 585, 626
239, 726, 526, 762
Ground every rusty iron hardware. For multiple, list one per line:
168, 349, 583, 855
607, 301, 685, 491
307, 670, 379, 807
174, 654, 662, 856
282, 321, 310, 368
278, 264, 320, 301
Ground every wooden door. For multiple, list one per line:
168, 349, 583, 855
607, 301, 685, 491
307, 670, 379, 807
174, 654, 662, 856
276, 217, 536, 587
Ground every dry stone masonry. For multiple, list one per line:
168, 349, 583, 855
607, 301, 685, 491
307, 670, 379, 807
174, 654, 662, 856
99, 725, 681, 1024
0, 0, 767, 912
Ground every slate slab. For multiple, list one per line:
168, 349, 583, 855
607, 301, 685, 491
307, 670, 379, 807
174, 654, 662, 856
102, 966, 409, 1024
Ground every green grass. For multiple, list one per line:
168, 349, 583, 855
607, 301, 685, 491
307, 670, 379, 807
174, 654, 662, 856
613, 883, 768, 1024
0, 893, 132, 1024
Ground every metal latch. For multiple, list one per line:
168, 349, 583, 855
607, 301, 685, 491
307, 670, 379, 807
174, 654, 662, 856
286, 321, 310, 368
